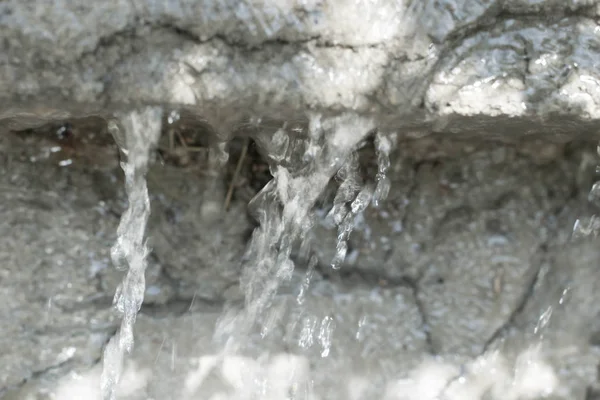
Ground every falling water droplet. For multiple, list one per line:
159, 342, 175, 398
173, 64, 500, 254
331, 241, 348, 270
356, 316, 367, 341
559, 287, 571, 305
167, 110, 180, 125
534, 306, 553, 336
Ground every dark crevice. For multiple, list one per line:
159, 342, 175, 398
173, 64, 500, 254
443, 7, 596, 47
497, 4, 599, 20
203, 32, 323, 51
315, 262, 416, 289
79, 20, 381, 69
516, 34, 532, 77
403, 276, 437, 355
481, 245, 546, 353
431, 2, 504, 45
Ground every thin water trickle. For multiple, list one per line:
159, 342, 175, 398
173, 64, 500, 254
101, 108, 163, 400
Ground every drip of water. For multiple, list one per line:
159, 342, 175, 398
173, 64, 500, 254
101, 108, 163, 400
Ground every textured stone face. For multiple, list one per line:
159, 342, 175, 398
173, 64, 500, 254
2, 0, 600, 137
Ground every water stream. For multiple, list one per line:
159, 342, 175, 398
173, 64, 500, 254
101, 110, 394, 399
96, 107, 598, 399
222, 116, 373, 344
100, 108, 163, 400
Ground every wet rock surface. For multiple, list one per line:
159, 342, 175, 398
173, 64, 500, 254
2, 119, 600, 398
2, 2, 600, 399
3, 0, 600, 137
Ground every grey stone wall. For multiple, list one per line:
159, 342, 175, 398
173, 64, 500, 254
2, 0, 600, 137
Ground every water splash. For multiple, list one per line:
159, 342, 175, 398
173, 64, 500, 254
101, 108, 163, 400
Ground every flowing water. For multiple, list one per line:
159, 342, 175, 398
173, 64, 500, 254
215, 114, 376, 352
101, 108, 163, 400
90, 107, 598, 399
